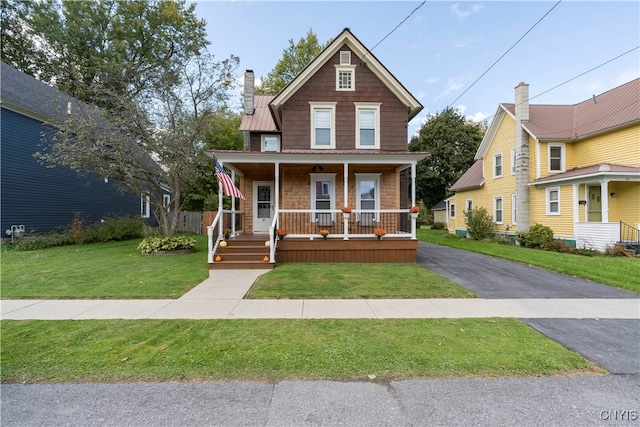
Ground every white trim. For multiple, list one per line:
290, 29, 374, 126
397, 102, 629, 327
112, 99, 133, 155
261, 134, 280, 152
355, 173, 381, 222
493, 152, 503, 178
450, 202, 456, 219
340, 50, 351, 65
310, 173, 336, 224
511, 193, 517, 225
309, 102, 336, 149
141, 195, 150, 218
511, 147, 516, 175
253, 181, 275, 232
335, 64, 356, 91
548, 142, 566, 173
354, 102, 381, 149
546, 187, 560, 215
493, 195, 503, 224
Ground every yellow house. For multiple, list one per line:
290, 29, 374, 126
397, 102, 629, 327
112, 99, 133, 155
449, 79, 640, 252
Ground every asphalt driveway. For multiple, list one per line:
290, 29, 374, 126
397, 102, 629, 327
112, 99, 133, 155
416, 242, 640, 374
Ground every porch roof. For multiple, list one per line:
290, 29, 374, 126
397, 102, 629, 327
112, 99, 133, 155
206, 150, 429, 175
530, 163, 640, 187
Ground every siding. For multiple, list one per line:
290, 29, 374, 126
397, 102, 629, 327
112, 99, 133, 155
280, 46, 408, 151
571, 126, 640, 167
1, 108, 141, 234
530, 185, 574, 237
609, 182, 640, 225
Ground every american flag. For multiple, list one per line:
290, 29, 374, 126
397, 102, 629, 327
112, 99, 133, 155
214, 158, 245, 200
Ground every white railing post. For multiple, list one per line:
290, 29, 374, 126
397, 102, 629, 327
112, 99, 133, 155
411, 213, 417, 240
207, 225, 214, 263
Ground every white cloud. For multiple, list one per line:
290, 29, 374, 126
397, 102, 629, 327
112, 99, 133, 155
450, 4, 484, 20
451, 36, 481, 49
434, 75, 468, 100
424, 77, 438, 84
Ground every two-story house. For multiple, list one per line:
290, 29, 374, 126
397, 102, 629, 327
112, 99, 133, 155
448, 78, 640, 252
206, 28, 428, 268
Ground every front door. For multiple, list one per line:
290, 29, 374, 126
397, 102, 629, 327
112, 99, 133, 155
253, 182, 274, 232
588, 185, 602, 222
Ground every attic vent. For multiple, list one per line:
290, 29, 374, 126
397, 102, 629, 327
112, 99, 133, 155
340, 51, 351, 65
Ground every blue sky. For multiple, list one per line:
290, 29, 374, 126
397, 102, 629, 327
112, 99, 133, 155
195, 1, 639, 137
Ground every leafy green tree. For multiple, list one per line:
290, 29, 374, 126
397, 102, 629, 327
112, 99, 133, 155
255, 29, 326, 95
21, 0, 239, 236
409, 107, 484, 209
203, 106, 244, 151
0, 0, 49, 77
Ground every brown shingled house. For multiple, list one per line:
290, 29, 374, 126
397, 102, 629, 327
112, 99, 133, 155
206, 28, 428, 268
448, 78, 640, 254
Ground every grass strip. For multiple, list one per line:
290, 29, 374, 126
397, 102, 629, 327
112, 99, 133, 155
247, 263, 475, 299
1, 319, 601, 383
0, 237, 210, 299
418, 229, 640, 294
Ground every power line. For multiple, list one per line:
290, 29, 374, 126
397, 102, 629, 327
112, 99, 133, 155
448, 0, 562, 108
369, 0, 427, 54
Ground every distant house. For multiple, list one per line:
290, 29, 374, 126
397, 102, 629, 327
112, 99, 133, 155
431, 200, 447, 224
1, 61, 147, 236
207, 28, 429, 268
449, 79, 640, 252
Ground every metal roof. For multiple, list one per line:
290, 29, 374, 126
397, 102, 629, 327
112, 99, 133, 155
239, 95, 277, 132
450, 159, 484, 191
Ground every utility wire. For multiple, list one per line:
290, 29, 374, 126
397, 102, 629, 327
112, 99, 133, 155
448, 0, 562, 108
369, 0, 427, 54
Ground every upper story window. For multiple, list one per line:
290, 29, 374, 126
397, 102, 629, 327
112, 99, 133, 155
261, 135, 280, 152
493, 153, 503, 178
548, 143, 565, 173
340, 51, 351, 65
355, 103, 381, 149
309, 102, 336, 149
335, 65, 356, 91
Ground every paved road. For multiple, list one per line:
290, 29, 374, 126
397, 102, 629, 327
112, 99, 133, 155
417, 242, 640, 374
2, 376, 639, 427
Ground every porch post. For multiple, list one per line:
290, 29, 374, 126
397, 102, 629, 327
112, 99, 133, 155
274, 162, 280, 210
411, 162, 417, 239
218, 163, 224, 239
230, 170, 236, 235
343, 162, 349, 240
572, 183, 579, 238
601, 180, 609, 223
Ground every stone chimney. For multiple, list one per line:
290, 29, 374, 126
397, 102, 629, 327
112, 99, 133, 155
515, 82, 530, 233
243, 70, 255, 115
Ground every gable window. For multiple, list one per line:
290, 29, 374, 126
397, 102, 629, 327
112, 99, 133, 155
261, 135, 280, 152
494, 196, 503, 224
493, 153, 503, 178
309, 102, 336, 149
549, 143, 565, 172
340, 51, 351, 65
547, 188, 560, 215
355, 103, 381, 149
310, 173, 336, 225
355, 173, 381, 223
335, 64, 356, 91
141, 195, 150, 218
511, 148, 516, 174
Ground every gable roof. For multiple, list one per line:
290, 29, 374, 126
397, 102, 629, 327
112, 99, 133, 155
0, 61, 74, 123
450, 159, 484, 191
239, 95, 277, 132
269, 28, 423, 129
530, 163, 640, 186
476, 78, 640, 159
431, 199, 447, 211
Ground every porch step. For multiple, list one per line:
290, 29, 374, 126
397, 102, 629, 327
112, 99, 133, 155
614, 243, 639, 258
210, 236, 274, 270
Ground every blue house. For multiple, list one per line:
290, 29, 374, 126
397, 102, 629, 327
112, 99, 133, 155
1, 61, 145, 236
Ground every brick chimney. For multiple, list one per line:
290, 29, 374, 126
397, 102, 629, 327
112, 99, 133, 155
243, 70, 255, 115
515, 82, 530, 233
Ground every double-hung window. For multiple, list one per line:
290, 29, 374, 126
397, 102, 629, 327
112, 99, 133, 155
547, 188, 560, 215
309, 102, 336, 149
355, 173, 380, 223
310, 174, 336, 225
336, 51, 355, 91
493, 153, 503, 178
548, 143, 565, 173
141, 195, 150, 218
494, 196, 503, 224
465, 199, 473, 223
511, 148, 516, 174
511, 194, 517, 225
355, 103, 381, 149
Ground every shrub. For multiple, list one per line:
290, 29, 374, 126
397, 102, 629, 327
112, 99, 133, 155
431, 222, 446, 230
516, 223, 554, 248
85, 216, 145, 242
138, 235, 196, 254
8, 232, 75, 251
464, 207, 494, 240
542, 239, 575, 254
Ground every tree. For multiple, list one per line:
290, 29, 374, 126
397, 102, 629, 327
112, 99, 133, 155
409, 107, 484, 209
255, 28, 326, 95
19, 0, 239, 236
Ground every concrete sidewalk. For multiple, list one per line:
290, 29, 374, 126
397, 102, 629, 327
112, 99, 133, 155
2, 269, 639, 320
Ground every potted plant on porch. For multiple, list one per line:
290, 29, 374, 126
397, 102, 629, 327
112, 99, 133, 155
319, 229, 329, 239
276, 228, 288, 240
374, 228, 386, 240
341, 206, 352, 219
409, 205, 420, 219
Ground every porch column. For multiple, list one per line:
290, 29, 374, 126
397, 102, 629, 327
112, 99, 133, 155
572, 183, 579, 237
218, 163, 224, 238
601, 180, 609, 223
411, 162, 417, 206
230, 170, 237, 235
343, 162, 349, 240
274, 162, 280, 210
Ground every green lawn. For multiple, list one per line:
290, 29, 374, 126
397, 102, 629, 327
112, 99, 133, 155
418, 229, 640, 294
247, 263, 474, 299
1, 318, 602, 383
0, 237, 210, 299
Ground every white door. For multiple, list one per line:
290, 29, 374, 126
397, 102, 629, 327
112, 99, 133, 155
253, 182, 274, 232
